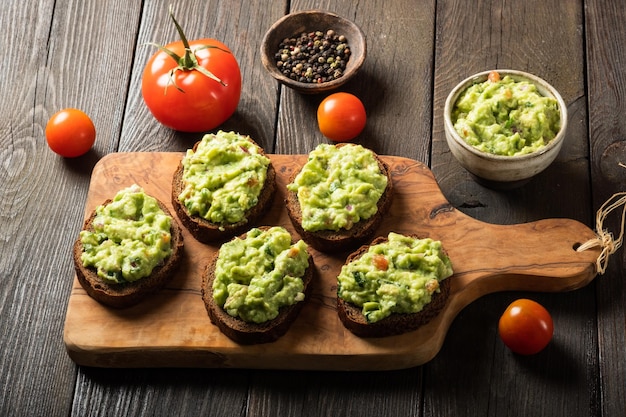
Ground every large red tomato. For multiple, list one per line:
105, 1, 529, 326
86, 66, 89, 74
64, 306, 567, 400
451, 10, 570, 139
142, 9, 241, 132
498, 298, 554, 355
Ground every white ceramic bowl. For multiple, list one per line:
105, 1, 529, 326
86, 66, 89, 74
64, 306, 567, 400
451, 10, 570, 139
443, 69, 568, 188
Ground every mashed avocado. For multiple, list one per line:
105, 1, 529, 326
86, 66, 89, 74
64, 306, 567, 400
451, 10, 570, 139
80, 185, 173, 284
337, 233, 453, 323
178, 131, 270, 226
213, 227, 310, 323
287, 144, 388, 232
452, 73, 560, 156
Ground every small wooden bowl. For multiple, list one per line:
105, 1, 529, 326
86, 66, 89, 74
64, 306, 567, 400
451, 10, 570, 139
260, 10, 366, 94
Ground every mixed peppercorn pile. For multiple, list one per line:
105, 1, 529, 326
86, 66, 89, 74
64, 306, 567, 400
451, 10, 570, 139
274, 30, 351, 84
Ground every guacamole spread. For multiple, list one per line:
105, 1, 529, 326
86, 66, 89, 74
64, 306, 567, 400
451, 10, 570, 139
80, 185, 173, 284
337, 233, 453, 323
213, 227, 310, 323
178, 131, 270, 226
452, 73, 560, 156
287, 144, 388, 232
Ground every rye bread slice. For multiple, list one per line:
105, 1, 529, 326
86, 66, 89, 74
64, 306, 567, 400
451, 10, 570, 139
201, 227, 315, 345
337, 236, 451, 338
73, 197, 184, 309
171, 139, 276, 244
285, 145, 393, 253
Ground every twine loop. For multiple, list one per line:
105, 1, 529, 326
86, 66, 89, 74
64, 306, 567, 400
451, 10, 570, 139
577, 191, 626, 274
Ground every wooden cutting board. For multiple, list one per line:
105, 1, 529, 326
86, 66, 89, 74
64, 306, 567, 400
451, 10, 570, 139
63, 152, 600, 370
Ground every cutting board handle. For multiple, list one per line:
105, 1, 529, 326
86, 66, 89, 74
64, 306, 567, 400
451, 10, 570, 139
438, 211, 599, 302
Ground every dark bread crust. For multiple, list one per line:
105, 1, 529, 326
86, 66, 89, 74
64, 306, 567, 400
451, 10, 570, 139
201, 227, 315, 345
73, 197, 184, 309
171, 138, 276, 244
285, 145, 393, 253
336, 236, 451, 338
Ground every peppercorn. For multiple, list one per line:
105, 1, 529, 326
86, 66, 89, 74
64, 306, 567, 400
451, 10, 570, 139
274, 29, 351, 84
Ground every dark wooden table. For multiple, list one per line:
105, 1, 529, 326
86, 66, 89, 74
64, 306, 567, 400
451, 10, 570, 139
2, 0, 625, 416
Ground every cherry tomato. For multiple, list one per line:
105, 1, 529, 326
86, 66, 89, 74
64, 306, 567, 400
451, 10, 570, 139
372, 254, 389, 271
317, 92, 366, 142
142, 8, 241, 132
488, 70, 501, 82
498, 298, 554, 355
45, 108, 96, 158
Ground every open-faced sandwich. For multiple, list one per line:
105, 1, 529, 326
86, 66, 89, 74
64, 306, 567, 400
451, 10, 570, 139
202, 226, 314, 344
172, 130, 276, 243
336, 232, 453, 337
73, 184, 184, 308
285, 143, 393, 252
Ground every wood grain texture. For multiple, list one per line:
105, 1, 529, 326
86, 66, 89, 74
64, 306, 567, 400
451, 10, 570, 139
3, 0, 624, 415
585, 1, 626, 416
275, 0, 436, 160
119, 0, 285, 154
64, 152, 600, 370
432, 0, 588, 225
428, 1, 601, 416
69, 0, 285, 415
0, 1, 142, 416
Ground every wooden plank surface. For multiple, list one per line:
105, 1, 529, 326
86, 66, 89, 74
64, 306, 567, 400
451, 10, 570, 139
119, 0, 285, 154
0, 1, 143, 416
275, 0, 436, 159
2, 0, 625, 415
64, 152, 600, 370
585, 1, 626, 416
72, 0, 267, 414
428, 1, 601, 416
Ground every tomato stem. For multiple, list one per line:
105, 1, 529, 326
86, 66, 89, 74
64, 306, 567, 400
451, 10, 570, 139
169, 4, 191, 51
